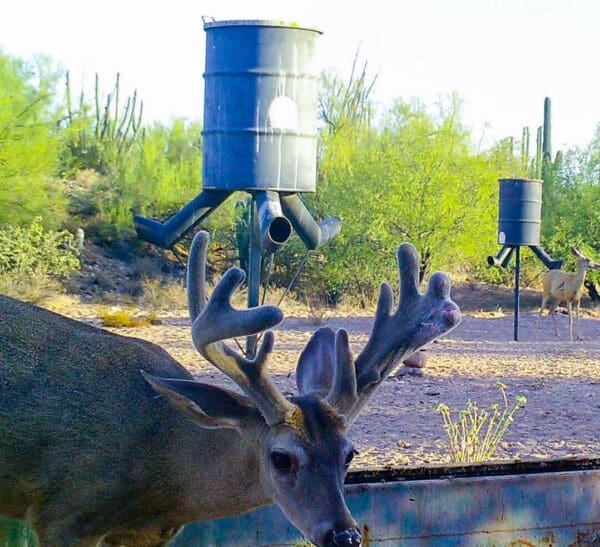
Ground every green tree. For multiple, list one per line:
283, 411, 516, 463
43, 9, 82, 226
82, 119, 204, 239
543, 126, 600, 253
0, 51, 65, 228
316, 95, 501, 298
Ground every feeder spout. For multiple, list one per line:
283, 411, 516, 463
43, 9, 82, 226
279, 192, 342, 250
529, 245, 563, 269
487, 245, 515, 268
254, 191, 292, 254
134, 190, 230, 248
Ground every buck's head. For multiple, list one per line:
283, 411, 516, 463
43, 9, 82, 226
143, 231, 460, 546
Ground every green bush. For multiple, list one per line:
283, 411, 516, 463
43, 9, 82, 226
0, 217, 80, 276
64, 119, 205, 240
314, 95, 505, 298
0, 51, 66, 228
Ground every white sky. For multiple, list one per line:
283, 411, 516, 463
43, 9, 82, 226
1, 0, 599, 151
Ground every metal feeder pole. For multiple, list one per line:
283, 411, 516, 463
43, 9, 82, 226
513, 245, 521, 341
246, 197, 262, 359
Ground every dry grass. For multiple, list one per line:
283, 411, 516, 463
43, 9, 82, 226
138, 278, 188, 311
0, 273, 65, 305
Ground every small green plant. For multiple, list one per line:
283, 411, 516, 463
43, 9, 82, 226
0, 218, 80, 302
437, 382, 527, 463
0, 217, 80, 277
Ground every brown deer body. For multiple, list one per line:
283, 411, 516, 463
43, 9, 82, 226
0, 232, 460, 546
536, 247, 600, 341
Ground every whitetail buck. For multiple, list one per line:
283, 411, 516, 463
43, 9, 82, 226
536, 247, 600, 341
0, 231, 460, 546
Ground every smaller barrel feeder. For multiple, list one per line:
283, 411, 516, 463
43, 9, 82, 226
134, 20, 341, 354
487, 178, 562, 340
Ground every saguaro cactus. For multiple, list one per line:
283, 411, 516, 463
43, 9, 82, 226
522, 97, 561, 180
520, 126, 530, 171
64, 71, 144, 171
543, 96, 552, 163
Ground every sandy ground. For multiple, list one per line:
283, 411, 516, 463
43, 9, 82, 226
62, 297, 600, 470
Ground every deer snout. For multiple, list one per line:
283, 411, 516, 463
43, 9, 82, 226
323, 526, 362, 546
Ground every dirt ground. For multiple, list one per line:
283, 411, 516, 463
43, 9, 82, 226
54, 281, 600, 470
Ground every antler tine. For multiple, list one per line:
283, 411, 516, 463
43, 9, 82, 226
335, 242, 460, 423
324, 329, 358, 418
201, 331, 295, 426
187, 231, 295, 426
397, 241, 421, 308
187, 230, 210, 323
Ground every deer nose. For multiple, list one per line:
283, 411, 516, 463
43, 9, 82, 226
324, 527, 362, 546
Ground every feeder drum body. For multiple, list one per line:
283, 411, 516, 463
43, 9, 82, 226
202, 20, 321, 193
497, 178, 543, 246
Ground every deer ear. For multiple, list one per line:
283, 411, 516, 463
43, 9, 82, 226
141, 371, 261, 432
571, 247, 585, 258
296, 327, 336, 396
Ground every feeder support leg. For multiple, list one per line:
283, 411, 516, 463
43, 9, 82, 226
246, 198, 261, 358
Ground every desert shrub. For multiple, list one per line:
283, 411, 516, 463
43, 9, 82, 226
0, 51, 66, 227
63, 119, 207, 242
314, 94, 505, 299
437, 382, 527, 463
0, 217, 80, 276
61, 73, 143, 176
0, 218, 80, 302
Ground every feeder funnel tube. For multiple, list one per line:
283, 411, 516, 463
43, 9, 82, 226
279, 192, 342, 250
254, 191, 293, 255
530, 245, 563, 270
487, 245, 515, 268
134, 190, 230, 248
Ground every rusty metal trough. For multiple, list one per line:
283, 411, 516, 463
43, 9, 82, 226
171, 457, 600, 546
2, 457, 600, 545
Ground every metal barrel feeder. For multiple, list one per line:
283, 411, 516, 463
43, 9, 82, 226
487, 177, 562, 340
134, 19, 341, 355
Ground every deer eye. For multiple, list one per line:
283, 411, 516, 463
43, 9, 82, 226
271, 450, 293, 472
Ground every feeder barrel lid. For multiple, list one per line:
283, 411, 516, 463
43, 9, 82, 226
499, 177, 544, 183
202, 18, 322, 34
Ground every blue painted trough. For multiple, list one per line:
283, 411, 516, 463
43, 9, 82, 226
2, 458, 600, 545
171, 457, 600, 546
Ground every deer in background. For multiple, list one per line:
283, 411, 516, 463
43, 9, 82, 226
0, 231, 460, 547
536, 247, 600, 341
